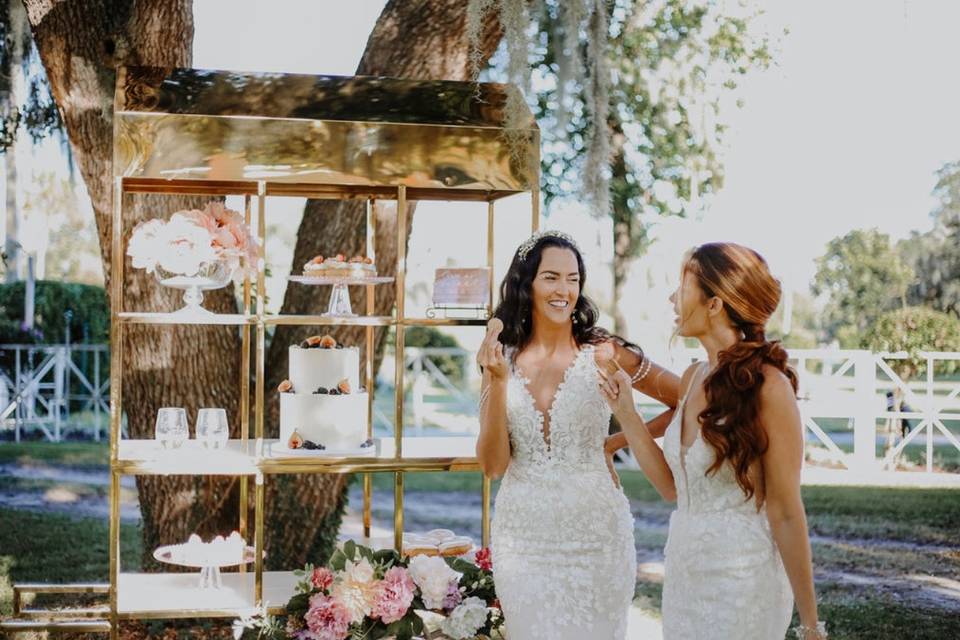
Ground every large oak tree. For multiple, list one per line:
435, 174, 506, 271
22, 0, 501, 568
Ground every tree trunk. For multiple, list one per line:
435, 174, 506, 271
610, 122, 632, 338
23, 0, 246, 566
3, 0, 25, 282
263, 0, 504, 568
4, 135, 18, 282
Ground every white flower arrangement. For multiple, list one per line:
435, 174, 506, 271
407, 554, 463, 610
126, 201, 260, 279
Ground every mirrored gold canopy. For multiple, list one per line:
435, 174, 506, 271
113, 66, 539, 200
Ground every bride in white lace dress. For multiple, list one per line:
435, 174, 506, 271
476, 231, 679, 640
600, 243, 825, 640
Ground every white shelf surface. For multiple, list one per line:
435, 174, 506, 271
117, 571, 299, 618
116, 440, 258, 475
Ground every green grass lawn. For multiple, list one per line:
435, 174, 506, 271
3, 443, 959, 638
0, 509, 142, 617
0, 441, 109, 469
802, 484, 960, 545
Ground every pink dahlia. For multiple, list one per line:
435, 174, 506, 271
311, 567, 334, 592
372, 566, 415, 624
303, 593, 351, 640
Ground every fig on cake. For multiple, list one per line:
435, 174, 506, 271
278, 379, 293, 393
288, 430, 304, 449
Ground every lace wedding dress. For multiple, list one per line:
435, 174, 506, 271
491, 346, 636, 640
661, 363, 794, 639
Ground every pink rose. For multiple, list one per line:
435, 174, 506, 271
303, 593, 351, 640
371, 566, 415, 624
311, 567, 334, 591
474, 547, 493, 572
181, 208, 218, 236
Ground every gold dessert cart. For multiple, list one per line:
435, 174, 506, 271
0, 67, 539, 637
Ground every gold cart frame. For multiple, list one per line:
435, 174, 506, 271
99, 68, 539, 636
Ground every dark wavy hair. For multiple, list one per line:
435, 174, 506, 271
493, 232, 642, 361
684, 243, 798, 503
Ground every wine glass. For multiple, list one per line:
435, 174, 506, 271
155, 408, 188, 449
197, 408, 229, 449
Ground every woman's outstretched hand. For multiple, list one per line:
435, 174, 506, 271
477, 317, 508, 382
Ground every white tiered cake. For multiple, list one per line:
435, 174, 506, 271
278, 336, 369, 452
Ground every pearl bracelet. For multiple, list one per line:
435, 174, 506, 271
479, 386, 491, 411
791, 622, 827, 639
630, 357, 652, 384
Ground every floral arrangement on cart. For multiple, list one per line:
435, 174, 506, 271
126, 201, 260, 315
234, 541, 501, 640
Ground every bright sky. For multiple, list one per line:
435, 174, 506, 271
5, 0, 958, 348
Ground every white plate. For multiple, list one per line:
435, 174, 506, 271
153, 544, 260, 568
267, 441, 378, 457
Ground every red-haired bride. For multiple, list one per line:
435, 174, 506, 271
600, 243, 825, 640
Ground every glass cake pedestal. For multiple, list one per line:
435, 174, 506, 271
287, 275, 394, 317
153, 542, 261, 590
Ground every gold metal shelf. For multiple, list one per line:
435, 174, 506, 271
116, 571, 296, 619
0, 620, 112, 633
401, 317, 488, 327
96, 68, 541, 636
263, 314, 394, 326
120, 178, 523, 202
258, 437, 479, 474
118, 312, 256, 326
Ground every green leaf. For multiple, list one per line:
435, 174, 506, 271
329, 549, 347, 572
343, 539, 357, 562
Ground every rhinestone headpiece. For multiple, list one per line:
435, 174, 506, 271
517, 230, 579, 262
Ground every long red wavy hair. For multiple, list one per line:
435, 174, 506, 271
684, 243, 798, 503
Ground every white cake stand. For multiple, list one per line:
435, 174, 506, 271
152, 543, 260, 589
287, 275, 394, 317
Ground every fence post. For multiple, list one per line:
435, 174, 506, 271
14, 347, 21, 443
852, 350, 877, 471
54, 347, 64, 442
94, 349, 102, 442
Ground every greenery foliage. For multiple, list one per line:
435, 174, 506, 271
812, 229, 913, 347
862, 306, 960, 379
900, 160, 960, 318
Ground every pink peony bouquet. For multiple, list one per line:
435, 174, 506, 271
235, 541, 500, 640
127, 201, 260, 279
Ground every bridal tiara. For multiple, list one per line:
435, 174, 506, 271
517, 230, 579, 261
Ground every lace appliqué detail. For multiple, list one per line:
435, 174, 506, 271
492, 346, 635, 639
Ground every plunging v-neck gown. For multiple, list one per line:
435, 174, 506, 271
491, 346, 636, 639
660, 363, 793, 638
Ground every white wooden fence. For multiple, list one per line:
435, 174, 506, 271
0, 344, 110, 442
6, 343, 958, 479
400, 346, 960, 477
